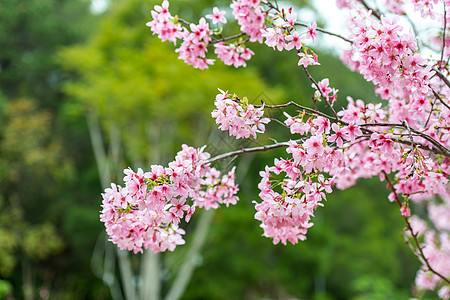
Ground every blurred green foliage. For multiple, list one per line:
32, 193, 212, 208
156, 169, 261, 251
0, 279, 13, 299
23, 224, 64, 261
0, 0, 95, 106
0, 98, 73, 297
352, 275, 411, 300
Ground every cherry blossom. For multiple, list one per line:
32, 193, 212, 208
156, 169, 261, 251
206, 7, 227, 24
101, 145, 239, 253
211, 89, 270, 139
112, 1, 450, 297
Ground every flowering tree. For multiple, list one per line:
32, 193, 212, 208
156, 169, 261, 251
100, 0, 450, 297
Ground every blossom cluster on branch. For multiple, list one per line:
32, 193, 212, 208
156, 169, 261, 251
100, 145, 238, 253
100, 0, 450, 297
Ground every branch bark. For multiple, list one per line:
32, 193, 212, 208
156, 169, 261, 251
383, 171, 450, 285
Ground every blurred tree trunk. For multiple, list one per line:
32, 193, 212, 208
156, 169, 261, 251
139, 251, 160, 300
22, 260, 33, 300
165, 209, 215, 300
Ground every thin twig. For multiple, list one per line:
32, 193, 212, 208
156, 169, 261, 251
359, 0, 382, 20
260, 100, 340, 123
249, 138, 266, 147
441, 3, 447, 65
207, 139, 303, 164
301, 66, 339, 119
424, 99, 436, 128
294, 22, 353, 43
430, 83, 450, 111
382, 171, 450, 285
261, 99, 450, 157
210, 32, 248, 45
433, 68, 450, 90
262, 0, 352, 43
268, 117, 289, 128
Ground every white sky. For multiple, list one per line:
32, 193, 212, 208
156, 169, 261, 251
90, 0, 109, 14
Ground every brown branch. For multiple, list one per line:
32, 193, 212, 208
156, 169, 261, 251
359, 122, 450, 157
207, 139, 303, 164
177, 17, 248, 46
441, 3, 447, 65
430, 84, 450, 111
263, 95, 450, 157
433, 68, 450, 90
293, 22, 353, 44
262, 0, 352, 43
301, 65, 339, 119
382, 171, 450, 285
359, 0, 382, 20
210, 32, 248, 45
260, 99, 450, 157
259, 101, 340, 123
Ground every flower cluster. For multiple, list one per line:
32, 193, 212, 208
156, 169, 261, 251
147, 0, 323, 69
131, 0, 450, 297
344, 13, 431, 102
313, 78, 338, 105
254, 137, 336, 245
211, 89, 270, 139
175, 18, 214, 69
214, 42, 255, 68
100, 145, 239, 253
147, 0, 262, 69
146, 0, 182, 43
230, 0, 266, 43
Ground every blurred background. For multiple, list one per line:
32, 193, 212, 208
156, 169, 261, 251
0, 0, 426, 299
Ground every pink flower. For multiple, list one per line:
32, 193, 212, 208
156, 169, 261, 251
342, 122, 362, 141
206, 7, 227, 24
154, 0, 170, 17
262, 27, 286, 51
298, 52, 320, 67
211, 89, 270, 139
400, 203, 411, 217
328, 123, 349, 148
101, 144, 239, 254
282, 10, 297, 27
214, 43, 254, 68
312, 117, 330, 134
231, 0, 266, 42
303, 135, 325, 156
307, 21, 318, 42
169, 198, 190, 220
316, 78, 332, 97
285, 31, 303, 50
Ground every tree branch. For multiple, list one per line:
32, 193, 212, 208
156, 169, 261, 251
429, 84, 450, 111
260, 100, 340, 123
358, 0, 382, 20
294, 22, 352, 44
433, 68, 450, 90
207, 139, 303, 164
382, 171, 450, 285
210, 32, 248, 45
261, 99, 450, 157
359, 122, 450, 157
261, 0, 352, 43
441, 2, 447, 65
301, 65, 339, 119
